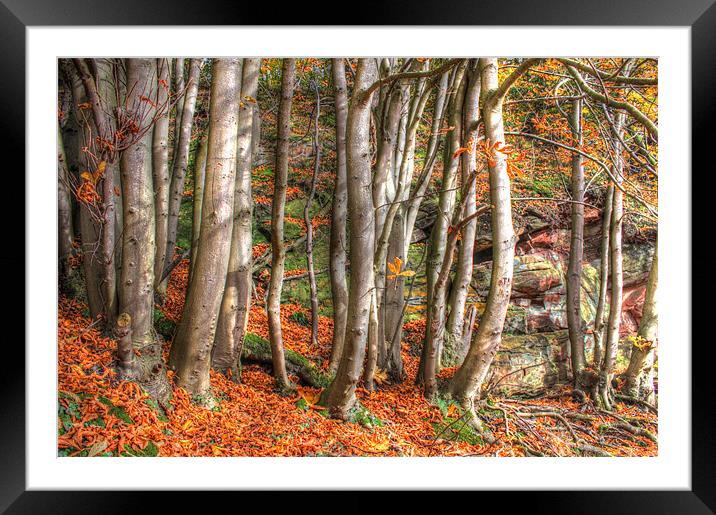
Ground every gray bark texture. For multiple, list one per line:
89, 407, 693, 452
169, 58, 242, 403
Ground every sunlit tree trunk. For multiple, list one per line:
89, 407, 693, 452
325, 58, 377, 419
403, 70, 449, 261
445, 60, 481, 364
189, 132, 208, 285
328, 58, 349, 373
213, 59, 260, 380
152, 58, 172, 296
566, 96, 587, 389
449, 58, 538, 436
161, 58, 201, 297
599, 109, 626, 411
265, 58, 296, 390
624, 240, 658, 403
169, 58, 242, 404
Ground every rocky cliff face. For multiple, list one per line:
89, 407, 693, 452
458, 208, 656, 393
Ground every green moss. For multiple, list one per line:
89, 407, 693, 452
432, 416, 484, 446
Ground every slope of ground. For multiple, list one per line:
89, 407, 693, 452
57, 260, 657, 458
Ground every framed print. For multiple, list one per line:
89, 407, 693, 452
5, 0, 715, 512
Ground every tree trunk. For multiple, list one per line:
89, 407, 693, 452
448, 58, 523, 436
169, 58, 242, 404
593, 184, 613, 370
119, 58, 157, 350
304, 79, 321, 349
70, 66, 104, 319
212, 58, 261, 380
74, 58, 118, 326
57, 121, 74, 290
171, 58, 185, 164
189, 132, 208, 285
328, 58, 349, 373
599, 111, 627, 410
624, 240, 658, 403
152, 58, 172, 296
403, 70, 449, 260
325, 58, 377, 419
445, 60, 481, 364
419, 61, 467, 381
161, 58, 202, 297
265, 58, 296, 390
566, 96, 587, 388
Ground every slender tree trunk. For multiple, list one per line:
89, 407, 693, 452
152, 58, 172, 296
445, 60, 481, 363
384, 207, 405, 380
419, 61, 467, 381
403, 71, 449, 260
325, 58, 377, 419
449, 58, 527, 436
171, 58, 185, 163
74, 58, 118, 326
593, 184, 614, 369
169, 58, 242, 403
212, 58, 260, 380
599, 111, 626, 410
566, 97, 587, 388
624, 240, 658, 403
328, 58, 349, 373
265, 58, 296, 390
70, 66, 104, 319
161, 58, 201, 297
304, 79, 321, 349
189, 132, 208, 285
58, 121, 74, 290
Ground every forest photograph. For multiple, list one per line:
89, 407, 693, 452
56, 56, 658, 459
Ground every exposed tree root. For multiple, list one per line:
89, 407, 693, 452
241, 332, 332, 389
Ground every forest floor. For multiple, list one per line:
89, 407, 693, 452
58, 258, 658, 458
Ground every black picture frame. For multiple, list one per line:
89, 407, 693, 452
4, 0, 714, 512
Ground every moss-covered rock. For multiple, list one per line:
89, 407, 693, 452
242, 332, 333, 388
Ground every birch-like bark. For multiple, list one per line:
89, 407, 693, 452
624, 240, 658, 403
600, 109, 627, 410
445, 60, 481, 362
265, 58, 296, 389
169, 58, 242, 403
449, 58, 538, 435
566, 96, 587, 386
328, 58, 349, 373
189, 132, 208, 284
161, 58, 201, 296
593, 184, 614, 369
152, 58, 172, 295
325, 59, 377, 419
213, 58, 261, 380
403, 70, 449, 260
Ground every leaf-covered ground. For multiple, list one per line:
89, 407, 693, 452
58, 259, 657, 458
